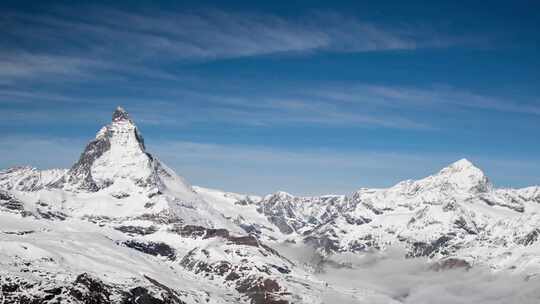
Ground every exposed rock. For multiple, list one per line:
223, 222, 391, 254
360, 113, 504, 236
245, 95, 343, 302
70, 273, 112, 303
55, 129, 112, 191
343, 214, 371, 225
0, 190, 24, 211
123, 240, 176, 259
113, 106, 130, 122
236, 277, 288, 304
304, 235, 340, 254
478, 196, 525, 213
111, 192, 130, 199
115, 225, 159, 235
122, 275, 186, 304
517, 229, 540, 246
430, 258, 471, 271
36, 209, 68, 221
171, 224, 207, 238
407, 235, 454, 258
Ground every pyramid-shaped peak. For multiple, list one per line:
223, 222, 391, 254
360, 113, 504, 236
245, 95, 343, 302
57, 105, 149, 191
112, 106, 130, 122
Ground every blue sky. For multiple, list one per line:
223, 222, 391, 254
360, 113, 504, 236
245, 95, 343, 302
1, 0, 539, 195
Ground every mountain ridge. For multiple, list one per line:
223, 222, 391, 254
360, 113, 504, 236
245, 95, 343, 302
1, 107, 539, 303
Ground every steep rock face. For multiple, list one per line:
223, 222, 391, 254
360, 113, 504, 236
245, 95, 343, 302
55, 106, 158, 193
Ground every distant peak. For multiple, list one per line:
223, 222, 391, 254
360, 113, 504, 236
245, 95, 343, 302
112, 106, 130, 122
448, 158, 475, 170
275, 191, 293, 197
268, 191, 294, 200
434, 158, 491, 193
438, 158, 484, 176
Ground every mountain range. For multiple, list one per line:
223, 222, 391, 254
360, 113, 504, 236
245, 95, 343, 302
1, 107, 539, 303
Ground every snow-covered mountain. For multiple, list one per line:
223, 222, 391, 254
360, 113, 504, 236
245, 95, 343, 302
1, 107, 539, 303
228, 159, 540, 271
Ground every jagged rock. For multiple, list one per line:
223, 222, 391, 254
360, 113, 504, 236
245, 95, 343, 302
113, 106, 130, 122
236, 277, 288, 304
430, 258, 471, 271
407, 235, 454, 258
123, 240, 176, 259
115, 225, 159, 235
304, 235, 340, 254
0, 190, 24, 211
517, 229, 540, 246
70, 273, 112, 303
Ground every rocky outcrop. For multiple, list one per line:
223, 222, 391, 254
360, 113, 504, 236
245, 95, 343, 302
122, 240, 176, 260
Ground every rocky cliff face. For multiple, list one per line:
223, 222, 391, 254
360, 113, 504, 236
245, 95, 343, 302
53, 107, 159, 192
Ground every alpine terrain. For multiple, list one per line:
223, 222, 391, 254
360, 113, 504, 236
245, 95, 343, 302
1, 107, 539, 303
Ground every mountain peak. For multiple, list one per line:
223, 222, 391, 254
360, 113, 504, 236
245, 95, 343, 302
112, 106, 130, 122
55, 106, 151, 191
432, 158, 490, 193
440, 158, 483, 176
448, 158, 475, 170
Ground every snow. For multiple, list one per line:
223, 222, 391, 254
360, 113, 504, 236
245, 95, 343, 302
1, 107, 539, 303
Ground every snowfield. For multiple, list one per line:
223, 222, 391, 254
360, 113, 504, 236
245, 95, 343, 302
1, 107, 539, 303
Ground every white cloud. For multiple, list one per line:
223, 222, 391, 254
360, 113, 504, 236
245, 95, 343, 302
40, 8, 422, 58
301, 248, 540, 304
310, 84, 540, 116
0, 53, 99, 81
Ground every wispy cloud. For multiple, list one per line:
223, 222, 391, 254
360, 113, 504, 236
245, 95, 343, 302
310, 84, 540, 116
123, 84, 538, 129
0, 6, 470, 83
0, 84, 433, 129
313, 249, 540, 304
2, 81, 536, 131
0, 53, 100, 83
5, 8, 423, 57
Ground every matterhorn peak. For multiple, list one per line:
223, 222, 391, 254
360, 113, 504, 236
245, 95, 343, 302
54, 106, 154, 191
112, 106, 130, 122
